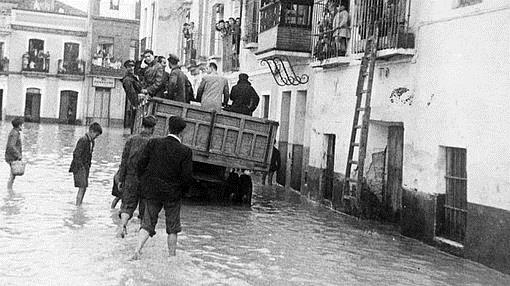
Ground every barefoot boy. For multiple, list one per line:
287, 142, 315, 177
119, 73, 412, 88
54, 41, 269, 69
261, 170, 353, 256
69, 122, 102, 206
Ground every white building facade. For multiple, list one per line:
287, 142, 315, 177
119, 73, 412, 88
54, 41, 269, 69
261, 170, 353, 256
0, 1, 88, 124
165, 0, 510, 273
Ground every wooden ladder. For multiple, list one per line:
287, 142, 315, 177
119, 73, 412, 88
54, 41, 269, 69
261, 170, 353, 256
343, 24, 379, 210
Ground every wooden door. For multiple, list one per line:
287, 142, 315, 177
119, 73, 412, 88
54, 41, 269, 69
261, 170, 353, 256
25, 88, 41, 122
385, 125, 404, 219
93, 88, 111, 126
0, 89, 3, 119
324, 134, 335, 201
59, 90, 78, 124
443, 147, 467, 243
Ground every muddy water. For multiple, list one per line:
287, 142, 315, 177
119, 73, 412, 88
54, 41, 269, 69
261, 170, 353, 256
0, 122, 508, 286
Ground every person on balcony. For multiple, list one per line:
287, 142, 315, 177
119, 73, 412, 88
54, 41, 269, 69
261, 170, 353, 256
166, 54, 188, 103
141, 50, 165, 99
196, 62, 229, 111
333, 4, 351, 56
227, 73, 259, 116
122, 60, 143, 133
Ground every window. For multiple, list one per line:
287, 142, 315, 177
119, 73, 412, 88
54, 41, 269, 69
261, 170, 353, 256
64, 42, 79, 62
110, 0, 120, 10
281, 3, 312, 27
129, 40, 138, 60
455, 0, 482, 8
94, 37, 115, 67
0, 42, 4, 58
259, 0, 313, 33
24, 39, 49, 72
442, 147, 467, 243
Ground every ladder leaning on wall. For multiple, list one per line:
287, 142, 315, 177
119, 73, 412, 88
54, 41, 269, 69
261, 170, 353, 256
342, 22, 380, 213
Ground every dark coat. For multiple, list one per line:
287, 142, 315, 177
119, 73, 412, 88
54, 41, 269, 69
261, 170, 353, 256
5, 128, 22, 163
118, 131, 152, 183
142, 61, 165, 98
229, 79, 260, 115
167, 67, 187, 102
122, 72, 142, 107
69, 134, 94, 173
137, 136, 193, 201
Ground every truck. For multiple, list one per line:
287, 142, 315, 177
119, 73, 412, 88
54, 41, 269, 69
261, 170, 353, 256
134, 98, 279, 205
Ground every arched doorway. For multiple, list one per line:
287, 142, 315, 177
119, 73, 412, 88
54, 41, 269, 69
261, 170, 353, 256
59, 90, 78, 124
25, 88, 41, 122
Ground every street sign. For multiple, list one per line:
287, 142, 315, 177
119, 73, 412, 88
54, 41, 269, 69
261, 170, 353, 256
92, 77, 115, 88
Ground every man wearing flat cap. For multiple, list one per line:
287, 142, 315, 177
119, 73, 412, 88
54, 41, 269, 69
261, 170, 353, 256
167, 54, 190, 103
116, 115, 157, 238
132, 116, 193, 259
229, 73, 260, 116
122, 60, 143, 133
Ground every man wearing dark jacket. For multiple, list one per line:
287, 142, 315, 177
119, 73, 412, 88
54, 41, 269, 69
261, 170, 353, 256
167, 54, 187, 102
132, 116, 193, 259
229, 73, 260, 116
122, 60, 142, 133
141, 50, 165, 98
116, 115, 157, 238
69, 123, 102, 206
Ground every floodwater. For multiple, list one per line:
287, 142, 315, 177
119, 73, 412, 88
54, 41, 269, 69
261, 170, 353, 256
0, 122, 509, 286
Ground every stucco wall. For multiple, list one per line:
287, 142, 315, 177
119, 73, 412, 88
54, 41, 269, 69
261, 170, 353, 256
308, 6, 510, 210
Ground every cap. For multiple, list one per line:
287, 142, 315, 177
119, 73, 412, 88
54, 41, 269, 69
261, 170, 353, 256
167, 53, 180, 63
124, 60, 135, 68
142, 115, 157, 128
239, 73, 249, 81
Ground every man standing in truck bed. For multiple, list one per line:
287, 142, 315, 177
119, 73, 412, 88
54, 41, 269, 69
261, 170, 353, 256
196, 62, 229, 111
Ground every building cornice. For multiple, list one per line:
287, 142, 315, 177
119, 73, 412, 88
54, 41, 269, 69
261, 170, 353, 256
11, 24, 87, 37
12, 8, 87, 19
92, 15, 139, 25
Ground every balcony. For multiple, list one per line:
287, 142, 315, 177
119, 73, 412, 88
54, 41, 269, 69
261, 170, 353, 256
311, 0, 415, 66
91, 56, 124, 78
0, 57, 8, 73
255, 0, 314, 60
21, 52, 50, 74
58, 59, 85, 79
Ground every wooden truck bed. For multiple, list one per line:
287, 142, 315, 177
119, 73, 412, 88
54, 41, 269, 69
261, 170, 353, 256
135, 98, 279, 172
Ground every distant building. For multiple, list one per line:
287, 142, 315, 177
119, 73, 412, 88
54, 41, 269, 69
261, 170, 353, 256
0, 0, 88, 124
138, 0, 190, 67
0, 0, 140, 127
85, 0, 140, 128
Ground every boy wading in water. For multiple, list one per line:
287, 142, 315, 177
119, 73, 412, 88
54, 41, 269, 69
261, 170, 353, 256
116, 116, 157, 238
5, 117, 24, 191
131, 116, 193, 260
69, 123, 102, 206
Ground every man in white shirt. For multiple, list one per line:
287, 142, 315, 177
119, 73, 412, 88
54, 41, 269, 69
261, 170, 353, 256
196, 62, 229, 111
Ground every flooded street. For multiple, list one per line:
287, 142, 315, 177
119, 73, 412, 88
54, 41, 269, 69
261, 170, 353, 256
0, 122, 509, 286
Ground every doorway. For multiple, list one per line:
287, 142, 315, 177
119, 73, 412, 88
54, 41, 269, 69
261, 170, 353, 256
290, 91, 307, 190
93, 87, 111, 127
25, 88, 41, 122
0, 89, 3, 119
323, 134, 336, 201
59, 90, 78, 124
277, 91, 291, 185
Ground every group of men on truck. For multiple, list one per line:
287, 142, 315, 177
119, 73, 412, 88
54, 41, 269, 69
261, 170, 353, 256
122, 49, 260, 132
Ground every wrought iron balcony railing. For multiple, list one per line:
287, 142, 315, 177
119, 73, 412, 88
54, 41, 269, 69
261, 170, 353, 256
22, 52, 50, 73
312, 0, 414, 62
58, 59, 85, 75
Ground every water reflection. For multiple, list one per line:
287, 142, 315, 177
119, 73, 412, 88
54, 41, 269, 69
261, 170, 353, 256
63, 206, 89, 229
0, 122, 508, 285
